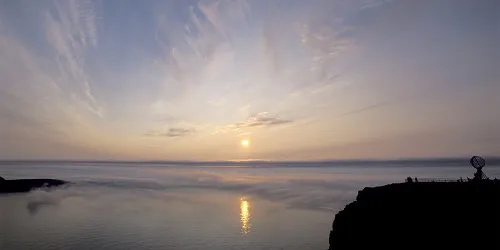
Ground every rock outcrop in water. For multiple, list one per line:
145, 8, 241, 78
0, 176, 67, 193
328, 180, 500, 249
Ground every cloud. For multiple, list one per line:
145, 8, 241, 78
3, 0, 494, 161
299, 22, 354, 73
150, 0, 249, 108
361, 0, 394, 9
334, 100, 393, 118
241, 112, 293, 127
216, 112, 293, 133
167, 128, 196, 137
0, 0, 113, 159
257, 0, 361, 103
145, 128, 195, 138
44, 0, 103, 117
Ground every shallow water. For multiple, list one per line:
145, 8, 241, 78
1, 161, 499, 250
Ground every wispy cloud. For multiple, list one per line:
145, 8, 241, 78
299, 21, 354, 74
145, 128, 195, 138
361, 0, 394, 9
1, 0, 498, 160
258, 0, 359, 104
0, 0, 111, 158
44, 0, 103, 117
216, 112, 293, 133
334, 100, 393, 118
238, 112, 293, 128
167, 128, 196, 137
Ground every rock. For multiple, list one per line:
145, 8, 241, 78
0, 176, 67, 193
328, 181, 500, 249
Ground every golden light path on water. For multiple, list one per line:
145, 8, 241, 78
240, 197, 251, 235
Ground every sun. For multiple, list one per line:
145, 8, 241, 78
241, 139, 250, 147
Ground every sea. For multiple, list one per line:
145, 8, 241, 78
1, 159, 499, 250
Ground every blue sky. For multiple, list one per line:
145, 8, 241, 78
0, 0, 498, 160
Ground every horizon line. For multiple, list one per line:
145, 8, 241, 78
1, 156, 499, 164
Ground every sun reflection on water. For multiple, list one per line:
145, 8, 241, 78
240, 197, 251, 235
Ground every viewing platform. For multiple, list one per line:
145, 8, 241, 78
329, 156, 499, 250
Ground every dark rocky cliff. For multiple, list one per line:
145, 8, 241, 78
329, 181, 500, 249
0, 176, 67, 193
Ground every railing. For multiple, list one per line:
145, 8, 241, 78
405, 178, 467, 183
405, 177, 498, 183
417, 178, 464, 183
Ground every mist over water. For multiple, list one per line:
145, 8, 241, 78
1, 161, 500, 250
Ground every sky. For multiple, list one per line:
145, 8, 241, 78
0, 0, 498, 161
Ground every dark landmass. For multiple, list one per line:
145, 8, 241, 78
329, 180, 500, 249
0, 176, 67, 193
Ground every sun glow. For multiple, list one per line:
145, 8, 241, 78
240, 139, 250, 147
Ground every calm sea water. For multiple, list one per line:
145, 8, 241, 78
1, 160, 499, 250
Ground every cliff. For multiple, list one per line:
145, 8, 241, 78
329, 181, 500, 249
0, 176, 67, 193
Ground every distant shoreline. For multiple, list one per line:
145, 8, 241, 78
1, 157, 500, 167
